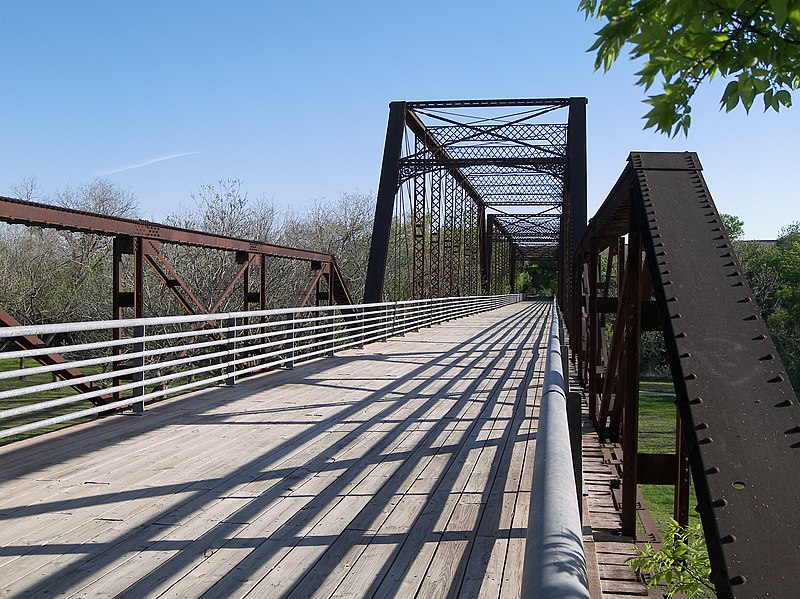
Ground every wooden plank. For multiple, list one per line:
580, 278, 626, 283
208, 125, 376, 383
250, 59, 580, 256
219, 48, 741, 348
580, 393, 652, 599
602, 579, 651, 594
600, 564, 642, 580
415, 499, 481, 598
0, 301, 552, 598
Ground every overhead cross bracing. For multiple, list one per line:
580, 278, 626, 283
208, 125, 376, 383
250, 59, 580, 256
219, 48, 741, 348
364, 98, 587, 306
491, 213, 561, 258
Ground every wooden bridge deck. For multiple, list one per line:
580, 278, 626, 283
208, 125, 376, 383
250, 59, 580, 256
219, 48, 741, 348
0, 300, 555, 599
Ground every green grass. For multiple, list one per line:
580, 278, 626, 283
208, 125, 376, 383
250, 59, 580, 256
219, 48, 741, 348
0, 358, 99, 444
0, 352, 270, 445
638, 379, 703, 535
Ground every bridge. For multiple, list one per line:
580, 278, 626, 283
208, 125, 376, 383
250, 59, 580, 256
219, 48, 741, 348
0, 99, 798, 599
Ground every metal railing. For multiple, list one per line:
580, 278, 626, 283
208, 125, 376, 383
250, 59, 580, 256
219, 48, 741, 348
521, 299, 589, 598
0, 294, 522, 441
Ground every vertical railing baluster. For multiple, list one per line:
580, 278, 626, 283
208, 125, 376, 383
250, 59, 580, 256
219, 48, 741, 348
328, 307, 336, 357
131, 324, 145, 413
288, 311, 296, 369
225, 316, 236, 386
359, 306, 365, 348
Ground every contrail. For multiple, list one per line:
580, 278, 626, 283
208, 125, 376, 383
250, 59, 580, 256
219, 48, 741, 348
97, 151, 199, 175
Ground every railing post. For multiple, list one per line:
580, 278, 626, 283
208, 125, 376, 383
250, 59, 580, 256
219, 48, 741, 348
131, 324, 145, 413
359, 306, 365, 349
287, 312, 296, 369
397, 302, 405, 337
327, 308, 336, 357
225, 316, 236, 386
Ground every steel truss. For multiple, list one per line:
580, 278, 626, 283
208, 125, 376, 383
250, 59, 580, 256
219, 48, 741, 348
0, 196, 352, 406
365, 98, 587, 305
575, 152, 800, 599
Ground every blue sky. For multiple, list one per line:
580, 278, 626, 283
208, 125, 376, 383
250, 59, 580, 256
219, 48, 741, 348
2, 1, 797, 238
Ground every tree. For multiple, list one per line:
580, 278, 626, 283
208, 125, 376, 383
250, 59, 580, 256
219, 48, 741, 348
162, 180, 282, 312
720, 213, 744, 242
580, 0, 800, 135
517, 260, 558, 296
727, 217, 800, 391
281, 192, 374, 302
0, 179, 139, 324
768, 223, 800, 388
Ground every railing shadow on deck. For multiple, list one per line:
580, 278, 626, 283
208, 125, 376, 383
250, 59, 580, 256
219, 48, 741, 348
0, 300, 524, 480
1, 301, 550, 598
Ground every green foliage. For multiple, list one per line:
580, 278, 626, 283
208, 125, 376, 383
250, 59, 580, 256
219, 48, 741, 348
767, 223, 800, 387
720, 213, 744, 242
628, 519, 714, 598
734, 220, 800, 390
640, 331, 668, 375
580, 0, 800, 135
518, 260, 558, 295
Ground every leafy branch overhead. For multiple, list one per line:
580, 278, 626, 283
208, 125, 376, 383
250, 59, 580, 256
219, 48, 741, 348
580, 0, 800, 135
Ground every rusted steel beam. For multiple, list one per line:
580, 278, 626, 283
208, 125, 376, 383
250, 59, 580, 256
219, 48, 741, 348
567, 97, 588, 257
258, 254, 267, 310
295, 265, 326, 308
133, 238, 145, 318
430, 169, 442, 297
598, 260, 629, 431
411, 137, 426, 299
364, 101, 406, 303
327, 259, 353, 306
240, 253, 266, 310
145, 256, 198, 316
484, 214, 495, 294
467, 190, 476, 295
674, 414, 691, 527
208, 253, 257, 315
637, 453, 678, 485
581, 151, 800, 599
399, 156, 566, 169
587, 241, 599, 425
621, 204, 642, 537
143, 242, 206, 316
0, 196, 333, 263
478, 204, 488, 294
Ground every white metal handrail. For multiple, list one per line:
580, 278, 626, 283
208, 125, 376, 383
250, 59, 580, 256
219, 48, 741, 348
0, 294, 522, 440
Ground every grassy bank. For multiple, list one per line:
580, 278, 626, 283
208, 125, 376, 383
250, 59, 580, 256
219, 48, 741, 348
638, 379, 702, 533
0, 358, 100, 443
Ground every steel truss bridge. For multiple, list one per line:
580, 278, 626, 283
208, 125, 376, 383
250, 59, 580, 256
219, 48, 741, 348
364, 98, 586, 307
0, 99, 797, 599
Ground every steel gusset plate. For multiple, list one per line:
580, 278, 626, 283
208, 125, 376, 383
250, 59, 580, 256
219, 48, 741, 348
631, 152, 800, 599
